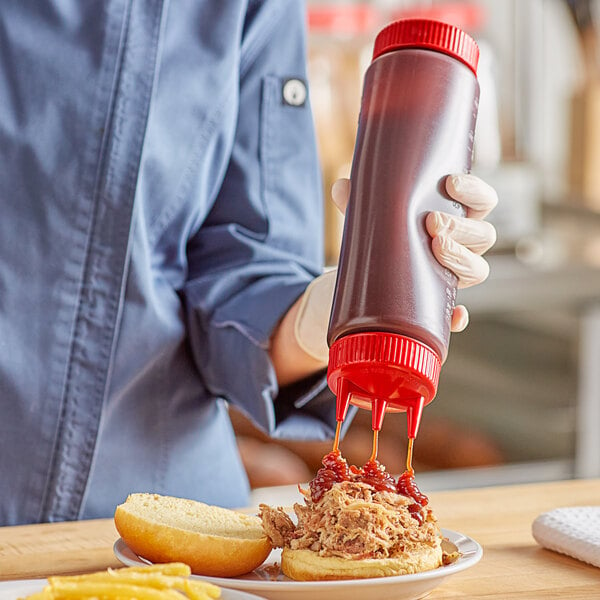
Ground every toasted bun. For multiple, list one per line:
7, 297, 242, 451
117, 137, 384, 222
281, 544, 442, 581
114, 493, 272, 577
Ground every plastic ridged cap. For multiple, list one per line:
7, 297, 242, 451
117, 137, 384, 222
328, 331, 441, 395
372, 18, 479, 75
327, 332, 442, 439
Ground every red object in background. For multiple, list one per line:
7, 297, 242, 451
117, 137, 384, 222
327, 18, 480, 440
390, 2, 487, 34
307, 3, 381, 35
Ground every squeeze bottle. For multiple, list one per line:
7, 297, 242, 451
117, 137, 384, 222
326, 18, 480, 440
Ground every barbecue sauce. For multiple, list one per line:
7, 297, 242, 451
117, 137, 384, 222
310, 432, 429, 523
309, 450, 350, 502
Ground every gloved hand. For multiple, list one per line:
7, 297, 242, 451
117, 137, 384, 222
294, 269, 337, 362
294, 173, 497, 361
425, 174, 498, 331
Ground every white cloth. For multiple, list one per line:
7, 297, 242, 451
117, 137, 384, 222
532, 506, 600, 568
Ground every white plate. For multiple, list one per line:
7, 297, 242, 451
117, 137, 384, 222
0, 578, 265, 600
114, 529, 482, 600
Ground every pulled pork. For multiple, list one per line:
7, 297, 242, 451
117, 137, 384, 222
259, 480, 440, 561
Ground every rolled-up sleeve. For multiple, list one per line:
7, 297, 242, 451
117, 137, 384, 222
182, 0, 338, 439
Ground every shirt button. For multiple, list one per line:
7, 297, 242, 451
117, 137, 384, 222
282, 78, 307, 107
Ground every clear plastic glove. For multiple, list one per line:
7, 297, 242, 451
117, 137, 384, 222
425, 174, 498, 331
294, 269, 336, 363
331, 175, 497, 332
426, 174, 497, 288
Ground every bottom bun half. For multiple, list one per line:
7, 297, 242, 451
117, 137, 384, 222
281, 543, 443, 581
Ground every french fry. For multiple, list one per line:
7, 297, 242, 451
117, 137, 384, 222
21, 563, 221, 600
51, 571, 184, 590
182, 579, 221, 600
18, 593, 49, 600
47, 581, 183, 599
109, 564, 192, 577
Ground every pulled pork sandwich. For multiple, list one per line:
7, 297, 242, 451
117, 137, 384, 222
259, 450, 443, 581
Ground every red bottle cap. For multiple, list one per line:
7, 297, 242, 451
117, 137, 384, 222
372, 18, 479, 75
327, 332, 441, 438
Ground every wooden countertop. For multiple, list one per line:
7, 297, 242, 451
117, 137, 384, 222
0, 479, 598, 598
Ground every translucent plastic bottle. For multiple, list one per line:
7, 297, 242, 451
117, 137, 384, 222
326, 18, 480, 439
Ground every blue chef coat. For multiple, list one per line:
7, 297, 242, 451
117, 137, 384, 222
0, 0, 335, 525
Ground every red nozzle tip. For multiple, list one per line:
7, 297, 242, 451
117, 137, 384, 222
336, 378, 352, 422
406, 397, 425, 439
372, 398, 388, 431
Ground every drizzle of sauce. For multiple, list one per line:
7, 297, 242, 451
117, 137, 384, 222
369, 428, 379, 462
406, 437, 415, 473
332, 420, 342, 453
397, 436, 429, 522
360, 458, 397, 492
309, 449, 350, 502
396, 469, 429, 507
406, 502, 425, 525
309, 430, 429, 522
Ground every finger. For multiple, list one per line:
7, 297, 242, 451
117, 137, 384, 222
426, 211, 497, 255
431, 235, 490, 289
445, 173, 498, 219
331, 178, 351, 215
451, 305, 469, 332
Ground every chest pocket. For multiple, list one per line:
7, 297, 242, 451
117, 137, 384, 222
259, 74, 322, 253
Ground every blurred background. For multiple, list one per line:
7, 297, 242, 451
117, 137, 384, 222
233, 0, 600, 494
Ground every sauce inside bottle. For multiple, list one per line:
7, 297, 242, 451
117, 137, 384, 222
326, 18, 480, 444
